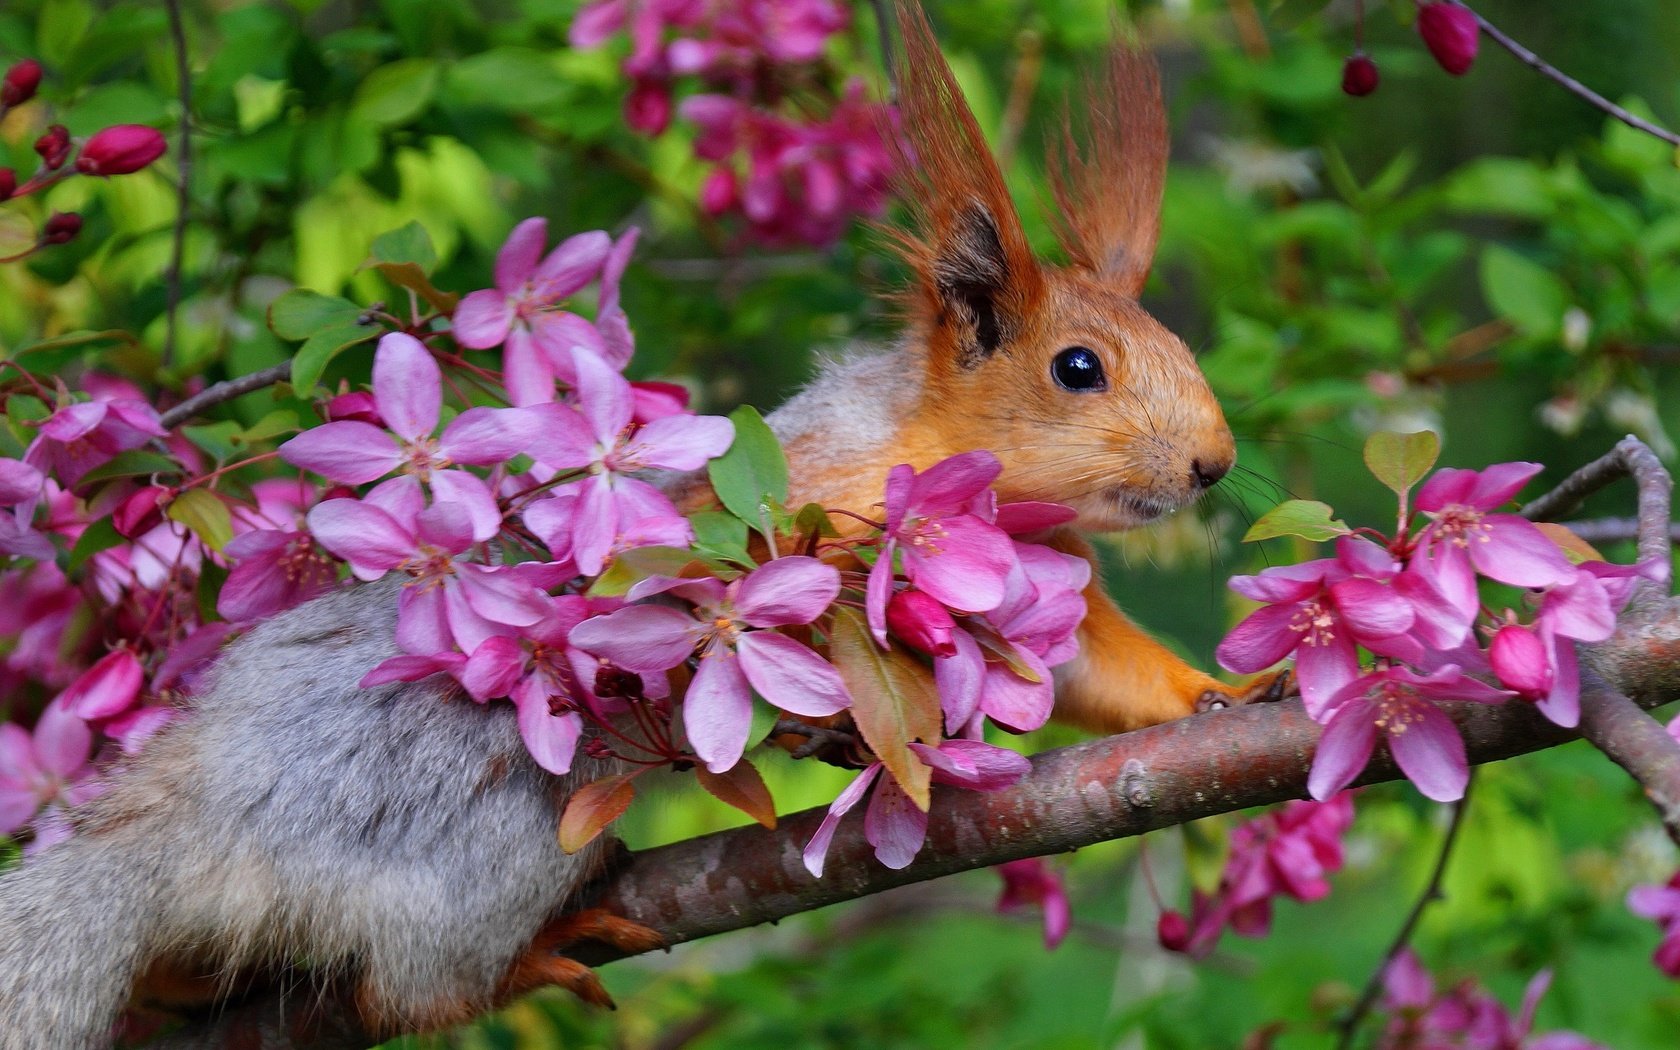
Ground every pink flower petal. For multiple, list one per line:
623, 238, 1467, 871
935, 630, 985, 731
906, 451, 1001, 513
0, 458, 43, 505
903, 515, 1014, 613
1216, 602, 1307, 675
736, 630, 851, 716
1386, 702, 1468, 801
803, 763, 880, 878
1468, 515, 1573, 588
33, 699, 92, 778
61, 649, 144, 720
306, 499, 414, 578
503, 327, 557, 407
569, 473, 617, 577
865, 544, 895, 648
978, 654, 1055, 733
1330, 577, 1414, 639
1308, 701, 1377, 801
515, 687, 581, 775
570, 346, 633, 445
533, 229, 612, 297
525, 402, 599, 471
568, 605, 698, 672
495, 216, 548, 292
864, 774, 929, 869
395, 584, 454, 655
1295, 630, 1361, 718
623, 413, 735, 471
735, 556, 840, 627
279, 422, 401, 484
439, 406, 540, 465
993, 501, 1078, 533
1463, 461, 1545, 508
452, 288, 514, 349
684, 650, 754, 773
429, 470, 503, 543
372, 333, 442, 442
458, 565, 549, 628
415, 500, 476, 553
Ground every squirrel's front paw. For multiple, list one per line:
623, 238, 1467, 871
1194, 669, 1296, 713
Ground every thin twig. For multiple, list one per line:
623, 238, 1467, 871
162, 0, 193, 369
1334, 776, 1475, 1050
159, 363, 294, 430
1558, 517, 1680, 547
1576, 672, 1680, 847
1457, 0, 1680, 148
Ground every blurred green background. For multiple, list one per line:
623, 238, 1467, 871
3, 0, 1679, 1045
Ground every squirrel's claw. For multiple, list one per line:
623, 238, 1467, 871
1194, 669, 1296, 714
500, 908, 668, 1010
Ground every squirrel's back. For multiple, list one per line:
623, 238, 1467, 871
0, 581, 620, 1047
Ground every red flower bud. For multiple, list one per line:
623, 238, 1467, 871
624, 77, 672, 135
1341, 52, 1380, 97
1488, 623, 1552, 699
114, 485, 173, 539
0, 168, 14, 202
323, 390, 383, 425
34, 123, 71, 169
886, 589, 959, 658
40, 211, 82, 245
1416, 2, 1479, 76
2, 59, 42, 108
75, 124, 167, 176
1157, 910, 1191, 953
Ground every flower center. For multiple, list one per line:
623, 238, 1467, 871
1433, 503, 1490, 548
399, 543, 456, 589
281, 535, 336, 586
402, 436, 451, 483
1371, 682, 1427, 734
1291, 599, 1336, 646
908, 518, 948, 556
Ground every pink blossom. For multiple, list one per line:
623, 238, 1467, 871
866, 452, 1018, 649
280, 333, 534, 540
525, 346, 732, 575
802, 738, 1031, 876
59, 648, 144, 721
1523, 559, 1662, 728
0, 458, 43, 506
1309, 665, 1510, 803
570, 556, 849, 772
0, 698, 95, 839
1218, 537, 1418, 714
1488, 622, 1551, 699
1376, 950, 1607, 1049
1628, 870, 1680, 978
453, 219, 635, 405
1411, 463, 1574, 623
26, 396, 167, 485
1165, 795, 1354, 958
306, 493, 548, 656
995, 858, 1071, 950
75, 124, 167, 176
218, 479, 340, 623
885, 589, 957, 658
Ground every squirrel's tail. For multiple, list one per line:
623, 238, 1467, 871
0, 830, 159, 1050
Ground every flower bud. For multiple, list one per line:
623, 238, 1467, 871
1488, 623, 1551, 698
40, 211, 82, 245
323, 390, 382, 425
34, 123, 71, 169
0, 168, 14, 202
75, 124, 167, 176
1416, 2, 1479, 76
886, 589, 959, 658
1157, 910, 1191, 953
1341, 53, 1379, 97
114, 485, 173, 538
625, 77, 672, 135
699, 167, 738, 218
2, 59, 42, 108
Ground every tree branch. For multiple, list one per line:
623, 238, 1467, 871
158, 363, 294, 430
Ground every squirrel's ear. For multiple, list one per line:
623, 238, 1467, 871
890, 2, 1042, 367
1047, 41, 1168, 298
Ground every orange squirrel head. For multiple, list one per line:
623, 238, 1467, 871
888, 6, 1234, 533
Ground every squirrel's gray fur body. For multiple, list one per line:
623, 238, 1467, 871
0, 579, 620, 1049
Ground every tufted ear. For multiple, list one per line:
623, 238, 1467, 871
889, 2, 1042, 368
1047, 41, 1168, 298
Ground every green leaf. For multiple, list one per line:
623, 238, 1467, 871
1479, 245, 1570, 334
166, 488, 235, 553
369, 221, 438, 274
369, 262, 458, 314
559, 773, 636, 853
234, 410, 302, 447
829, 607, 939, 811
1363, 430, 1441, 498
77, 450, 182, 486
67, 517, 121, 572
689, 510, 755, 567
349, 57, 440, 128
695, 759, 777, 829
289, 324, 379, 394
268, 290, 363, 341
707, 406, 787, 533
586, 546, 700, 597
1241, 500, 1352, 543
793, 502, 838, 540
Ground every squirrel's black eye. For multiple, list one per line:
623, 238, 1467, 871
1052, 346, 1107, 392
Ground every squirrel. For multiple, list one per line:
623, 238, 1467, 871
0, 6, 1280, 1048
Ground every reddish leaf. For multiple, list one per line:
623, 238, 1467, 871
829, 607, 939, 811
558, 773, 636, 854
696, 758, 777, 829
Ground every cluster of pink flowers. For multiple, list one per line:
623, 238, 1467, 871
1218, 461, 1665, 803
1374, 950, 1604, 1049
0, 217, 1070, 883
569, 0, 896, 246
1158, 794, 1354, 958
0, 55, 167, 259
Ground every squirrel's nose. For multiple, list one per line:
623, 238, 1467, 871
1192, 457, 1231, 490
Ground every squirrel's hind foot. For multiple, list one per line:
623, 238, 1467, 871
499, 908, 668, 1010
1193, 668, 1296, 713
